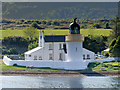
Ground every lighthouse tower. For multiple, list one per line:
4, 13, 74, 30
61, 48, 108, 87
65, 18, 87, 70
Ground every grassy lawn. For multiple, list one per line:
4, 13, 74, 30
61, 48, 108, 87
1, 29, 112, 39
0, 61, 59, 71
88, 61, 120, 71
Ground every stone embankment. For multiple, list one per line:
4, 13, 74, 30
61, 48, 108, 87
1, 70, 119, 76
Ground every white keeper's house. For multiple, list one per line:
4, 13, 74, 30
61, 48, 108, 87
3, 18, 98, 70
24, 33, 95, 61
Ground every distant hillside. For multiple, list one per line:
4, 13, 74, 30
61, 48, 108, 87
2, 2, 118, 19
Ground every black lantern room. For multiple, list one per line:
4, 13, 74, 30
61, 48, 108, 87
69, 18, 80, 34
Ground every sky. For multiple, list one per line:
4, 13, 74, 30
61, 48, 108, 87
0, 0, 120, 2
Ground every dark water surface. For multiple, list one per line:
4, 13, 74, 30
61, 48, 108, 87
1, 76, 119, 88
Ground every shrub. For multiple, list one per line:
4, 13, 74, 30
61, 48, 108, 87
80, 25, 85, 29
109, 38, 116, 47
20, 53, 25, 57
109, 36, 120, 57
88, 62, 100, 68
28, 41, 38, 50
51, 21, 60, 26
113, 67, 119, 70
2, 48, 18, 55
46, 21, 51, 25
104, 52, 109, 57
30, 22, 40, 29
2, 46, 6, 49
13, 63, 18, 66
23, 27, 39, 41
100, 63, 106, 67
41, 21, 46, 24
105, 22, 110, 29
2, 49, 9, 55
93, 23, 101, 28
108, 65, 113, 69
104, 61, 109, 63
8, 48, 18, 55
2, 36, 29, 47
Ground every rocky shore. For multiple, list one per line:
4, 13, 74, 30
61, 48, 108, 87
1, 70, 119, 76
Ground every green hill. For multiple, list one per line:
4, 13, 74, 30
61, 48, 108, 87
2, 2, 117, 19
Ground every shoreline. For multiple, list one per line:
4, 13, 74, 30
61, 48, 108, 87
0, 70, 119, 77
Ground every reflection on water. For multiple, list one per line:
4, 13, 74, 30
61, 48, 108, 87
0, 76, 119, 88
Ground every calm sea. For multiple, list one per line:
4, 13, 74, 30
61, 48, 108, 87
0, 76, 119, 88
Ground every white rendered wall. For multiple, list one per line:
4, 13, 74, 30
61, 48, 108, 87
66, 42, 83, 62
3, 56, 115, 70
25, 47, 43, 60
3, 56, 89, 70
42, 42, 65, 61
25, 42, 94, 61
25, 42, 65, 61
83, 48, 95, 60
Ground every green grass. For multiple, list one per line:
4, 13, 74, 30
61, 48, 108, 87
1, 29, 112, 39
0, 61, 59, 71
88, 61, 120, 71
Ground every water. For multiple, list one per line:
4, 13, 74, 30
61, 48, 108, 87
0, 76, 119, 88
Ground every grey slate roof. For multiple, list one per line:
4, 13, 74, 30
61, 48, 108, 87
44, 35, 66, 42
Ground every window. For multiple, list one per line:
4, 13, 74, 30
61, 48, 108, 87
49, 43, 53, 50
59, 53, 62, 60
59, 44, 62, 50
49, 54, 53, 60
39, 56, 42, 60
83, 54, 85, 60
87, 54, 90, 59
63, 43, 67, 54
29, 55, 31, 57
34, 56, 37, 60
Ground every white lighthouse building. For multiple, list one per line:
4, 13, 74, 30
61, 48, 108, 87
23, 18, 95, 70
66, 18, 84, 62
64, 18, 87, 69
3, 18, 95, 70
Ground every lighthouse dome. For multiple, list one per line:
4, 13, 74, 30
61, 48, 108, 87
69, 18, 80, 34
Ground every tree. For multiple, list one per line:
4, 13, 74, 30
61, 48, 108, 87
109, 36, 120, 58
107, 16, 120, 45
46, 21, 51, 25
23, 27, 38, 41
30, 22, 39, 29
105, 22, 109, 29
83, 35, 106, 53
28, 41, 38, 50
111, 16, 120, 39
51, 20, 60, 26
109, 38, 116, 47
8, 48, 18, 54
93, 23, 101, 28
